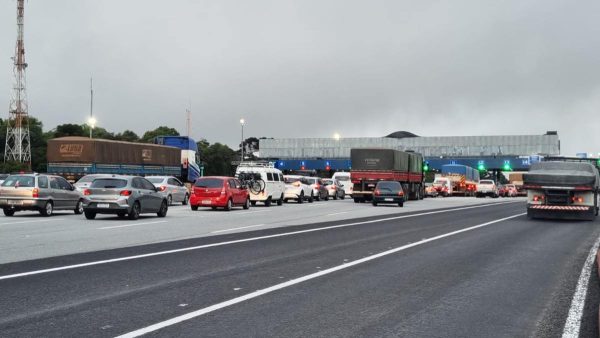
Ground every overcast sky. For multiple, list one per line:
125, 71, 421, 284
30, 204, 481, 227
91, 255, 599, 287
0, 0, 599, 155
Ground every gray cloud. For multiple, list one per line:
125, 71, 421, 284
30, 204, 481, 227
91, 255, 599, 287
0, 0, 599, 156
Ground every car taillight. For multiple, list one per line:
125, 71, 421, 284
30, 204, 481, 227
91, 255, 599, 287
159, 186, 167, 192
374, 189, 381, 196
32, 188, 39, 198
83, 189, 91, 196
120, 190, 132, 196
572, 196, 584, 203
398, 190, 404, 196
533, 195, 544, 202
221, 187, 226, 195
315, 184, 320, 190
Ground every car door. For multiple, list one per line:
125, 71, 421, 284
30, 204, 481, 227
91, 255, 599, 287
140, 177, 162, 211
169, 178, 185, 202
57, 176, 79, 209
49, 177, 66, 209
131, 178, 148, 212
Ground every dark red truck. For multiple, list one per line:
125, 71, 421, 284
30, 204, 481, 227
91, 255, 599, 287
350, 148, 425, 203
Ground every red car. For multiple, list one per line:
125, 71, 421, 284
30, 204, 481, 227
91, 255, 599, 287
190, 176, 250, 211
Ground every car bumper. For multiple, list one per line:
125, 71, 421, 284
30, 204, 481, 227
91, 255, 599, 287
83, 200, 131, 214
372, 196, 404, 204
0, 198, 48, 211
190, 195, 229, 207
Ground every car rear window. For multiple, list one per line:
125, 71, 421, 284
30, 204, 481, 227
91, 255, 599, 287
376, 181, 401, 190
334, 176, 350, 181
77, 175, 102, 183
195, 178, 224, 188
147, 177, 165, 184
90, 179, 128, 189
1, 175, 35, 187
284, 177, 301, 184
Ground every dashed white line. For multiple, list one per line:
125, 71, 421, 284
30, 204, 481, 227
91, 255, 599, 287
211, 224, 266, 234
561, 234, 600, 338
115, 212, 525, 337
97, 221, 168, 230
0, 218, 65, 226
0, 201, 522, 281
326, 211, 350, 216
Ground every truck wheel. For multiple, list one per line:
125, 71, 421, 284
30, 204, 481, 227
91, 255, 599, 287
354, 198, 360, 203
3, 208, 15, 216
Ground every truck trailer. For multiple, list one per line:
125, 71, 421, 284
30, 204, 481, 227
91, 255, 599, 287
433, 164, 479, 197
350, 148, 424, 202
524, 161, 599, 221
47, 136, 199, 183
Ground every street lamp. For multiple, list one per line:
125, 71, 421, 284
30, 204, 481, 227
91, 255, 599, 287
333, 132, 341, 141
87, 116, 97, 139
240, 118, 245, 162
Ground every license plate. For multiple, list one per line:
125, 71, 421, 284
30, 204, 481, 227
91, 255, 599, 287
202, 200, 212, 205
96, 203, 110, 208
384, 198, 394, 202
8, 200, 23, 205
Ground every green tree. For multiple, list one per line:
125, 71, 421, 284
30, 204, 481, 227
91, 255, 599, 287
53, 123, 86, 137
141, 126, 180, 143
197, 140, 237, 176
114, 130, 139, 142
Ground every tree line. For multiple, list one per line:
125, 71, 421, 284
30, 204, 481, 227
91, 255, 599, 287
0, 116, 266, 177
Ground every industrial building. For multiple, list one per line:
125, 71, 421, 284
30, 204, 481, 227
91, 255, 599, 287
259, 131, 560, 171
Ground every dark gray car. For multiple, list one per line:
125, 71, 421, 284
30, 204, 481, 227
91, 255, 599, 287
82, 175, 168, 220
0, 174, 84, 216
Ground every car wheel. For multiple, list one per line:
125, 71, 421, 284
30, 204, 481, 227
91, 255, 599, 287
251, 201, 257, 206
3, 208, 15, 216
84, 211, 97, 220
354, 198, 360, 203
211, 206, 217, 210
167, 195, 173, 206
40, 201, 53, 217
224, 199, 233, 211
324, 194, 329, 201
309, 192, 314, 203
191, 205, 199, 211
117, 212, 127, 219
264, 198, 272, 207
74, 200, 84, 215
128, 202, 141, 220
372, 201, 378, 206
243, 198, 250, 210
157, 200, 168, 217
333, 193, 338, 200
298, 192, 304, 204
182, 194, 189, 205
315, 194, 320, 201
398, 202, 404, 207
341, 192, 345, 200
277, 194, 284, 206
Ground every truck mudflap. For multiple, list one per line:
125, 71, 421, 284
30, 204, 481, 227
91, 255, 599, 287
527, 205, 597, 221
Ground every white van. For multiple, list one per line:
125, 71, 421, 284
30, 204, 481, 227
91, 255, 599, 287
332, 172, 352, 197
235, 162, 285, 206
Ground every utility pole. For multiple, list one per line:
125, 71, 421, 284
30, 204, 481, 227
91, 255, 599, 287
4, 0, 32, 167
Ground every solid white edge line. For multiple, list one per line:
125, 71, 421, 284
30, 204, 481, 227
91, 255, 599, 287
97, 221, 168, 230
561, 233, 600, 338
211, 224, 266, 234
116, 212, 526, 338
0, 200, 521, 281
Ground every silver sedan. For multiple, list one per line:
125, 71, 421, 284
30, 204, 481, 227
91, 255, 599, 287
146, 176, 189, 205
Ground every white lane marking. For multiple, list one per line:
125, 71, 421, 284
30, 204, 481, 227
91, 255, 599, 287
97, 221, 168, 230
561, 234, 600, 338
0, 218, 66, 226
326, 211, 350, 216
241, 210, 273, 214
116, 213, 525, 337
211, 224, 266, 234
0, 201, 522, 281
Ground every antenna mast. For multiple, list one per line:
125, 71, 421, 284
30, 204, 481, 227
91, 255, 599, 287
4, 0, 31, 167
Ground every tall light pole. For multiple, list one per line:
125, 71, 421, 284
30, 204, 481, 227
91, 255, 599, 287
87, 117, 96, 139
240, 118, 245, 162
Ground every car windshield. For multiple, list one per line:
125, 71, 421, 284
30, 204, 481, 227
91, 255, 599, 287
195, 178, 224, 188
90, 179, 128, 189
284, 177, 300, 184
1, 175, 35, 187
147, 177, 165, 184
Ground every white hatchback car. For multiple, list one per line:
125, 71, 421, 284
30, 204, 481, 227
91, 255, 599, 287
146, 176, 190, 205
332, 172, 352, 197
283, 175, 314, 203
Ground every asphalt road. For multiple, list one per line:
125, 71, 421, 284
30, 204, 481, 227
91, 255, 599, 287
1, 200, 599, 337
